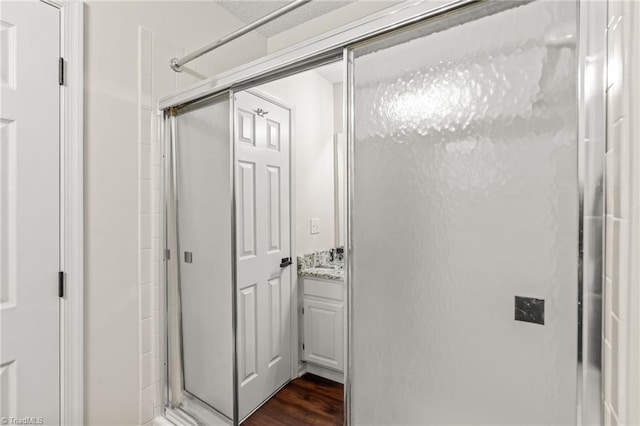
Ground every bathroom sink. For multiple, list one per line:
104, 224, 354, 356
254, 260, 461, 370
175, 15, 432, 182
316, 263, 342, 270
297, 251, 345, 281
303, 267, 345, 281
299, 263, 344, 281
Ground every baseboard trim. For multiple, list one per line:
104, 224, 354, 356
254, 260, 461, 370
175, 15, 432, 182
305, 362, 345, 384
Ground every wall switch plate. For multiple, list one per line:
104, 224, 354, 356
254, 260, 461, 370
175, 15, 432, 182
310, 218, 320, 234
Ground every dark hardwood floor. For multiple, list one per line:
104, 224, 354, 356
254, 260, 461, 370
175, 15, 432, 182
243, 374, 344, 426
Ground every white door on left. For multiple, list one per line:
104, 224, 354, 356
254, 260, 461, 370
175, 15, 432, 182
0, 1, 60, 424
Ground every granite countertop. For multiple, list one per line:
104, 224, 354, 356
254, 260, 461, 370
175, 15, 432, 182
297, 248, 344, 282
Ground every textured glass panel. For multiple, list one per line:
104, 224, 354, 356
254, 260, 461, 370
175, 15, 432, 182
350, 2, 578, 424
175, 97, 233, 420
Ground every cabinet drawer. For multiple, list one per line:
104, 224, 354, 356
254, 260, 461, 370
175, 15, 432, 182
302, 278, 344, 301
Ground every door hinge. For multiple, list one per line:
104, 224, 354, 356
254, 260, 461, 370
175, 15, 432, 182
302, 307, 304, 315
302, 343, 305, 350
165, 249, 171, 260
58, 57, 65, 86
58, 271, 65, 298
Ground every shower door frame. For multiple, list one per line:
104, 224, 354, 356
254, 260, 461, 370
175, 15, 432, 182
160, 1, 606, 425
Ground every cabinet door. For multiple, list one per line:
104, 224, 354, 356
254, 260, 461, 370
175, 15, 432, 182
303, 299, 344, 371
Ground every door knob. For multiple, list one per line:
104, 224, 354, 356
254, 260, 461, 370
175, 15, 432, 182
280, 257, 292, 267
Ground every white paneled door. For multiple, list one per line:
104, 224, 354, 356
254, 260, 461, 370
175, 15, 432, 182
235, 91, 291, 420
0, 1, 60, 424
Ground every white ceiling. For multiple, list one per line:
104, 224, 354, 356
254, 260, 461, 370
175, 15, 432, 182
216, 1, 354, 38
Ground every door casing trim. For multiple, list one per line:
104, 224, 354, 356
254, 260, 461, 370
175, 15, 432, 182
41, 1, 84, 424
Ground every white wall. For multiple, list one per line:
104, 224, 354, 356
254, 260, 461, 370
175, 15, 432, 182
604, 2, 640, 425
84, 3, 267, 424
258, 71, 336, 255
629, 3, 640, 422
333, 83, 345, 247
333, 83, 343, 132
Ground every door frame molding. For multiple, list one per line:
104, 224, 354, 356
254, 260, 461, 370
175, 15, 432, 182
42, 0, 84, 424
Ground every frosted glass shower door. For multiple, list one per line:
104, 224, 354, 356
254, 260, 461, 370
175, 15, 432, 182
174, 95, 234, 420
349, 2, 578, 424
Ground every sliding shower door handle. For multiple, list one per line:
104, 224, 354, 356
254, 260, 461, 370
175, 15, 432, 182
280, 257, 292, 268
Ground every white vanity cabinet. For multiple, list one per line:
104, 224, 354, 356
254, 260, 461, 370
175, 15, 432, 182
301, 277, 345, 374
